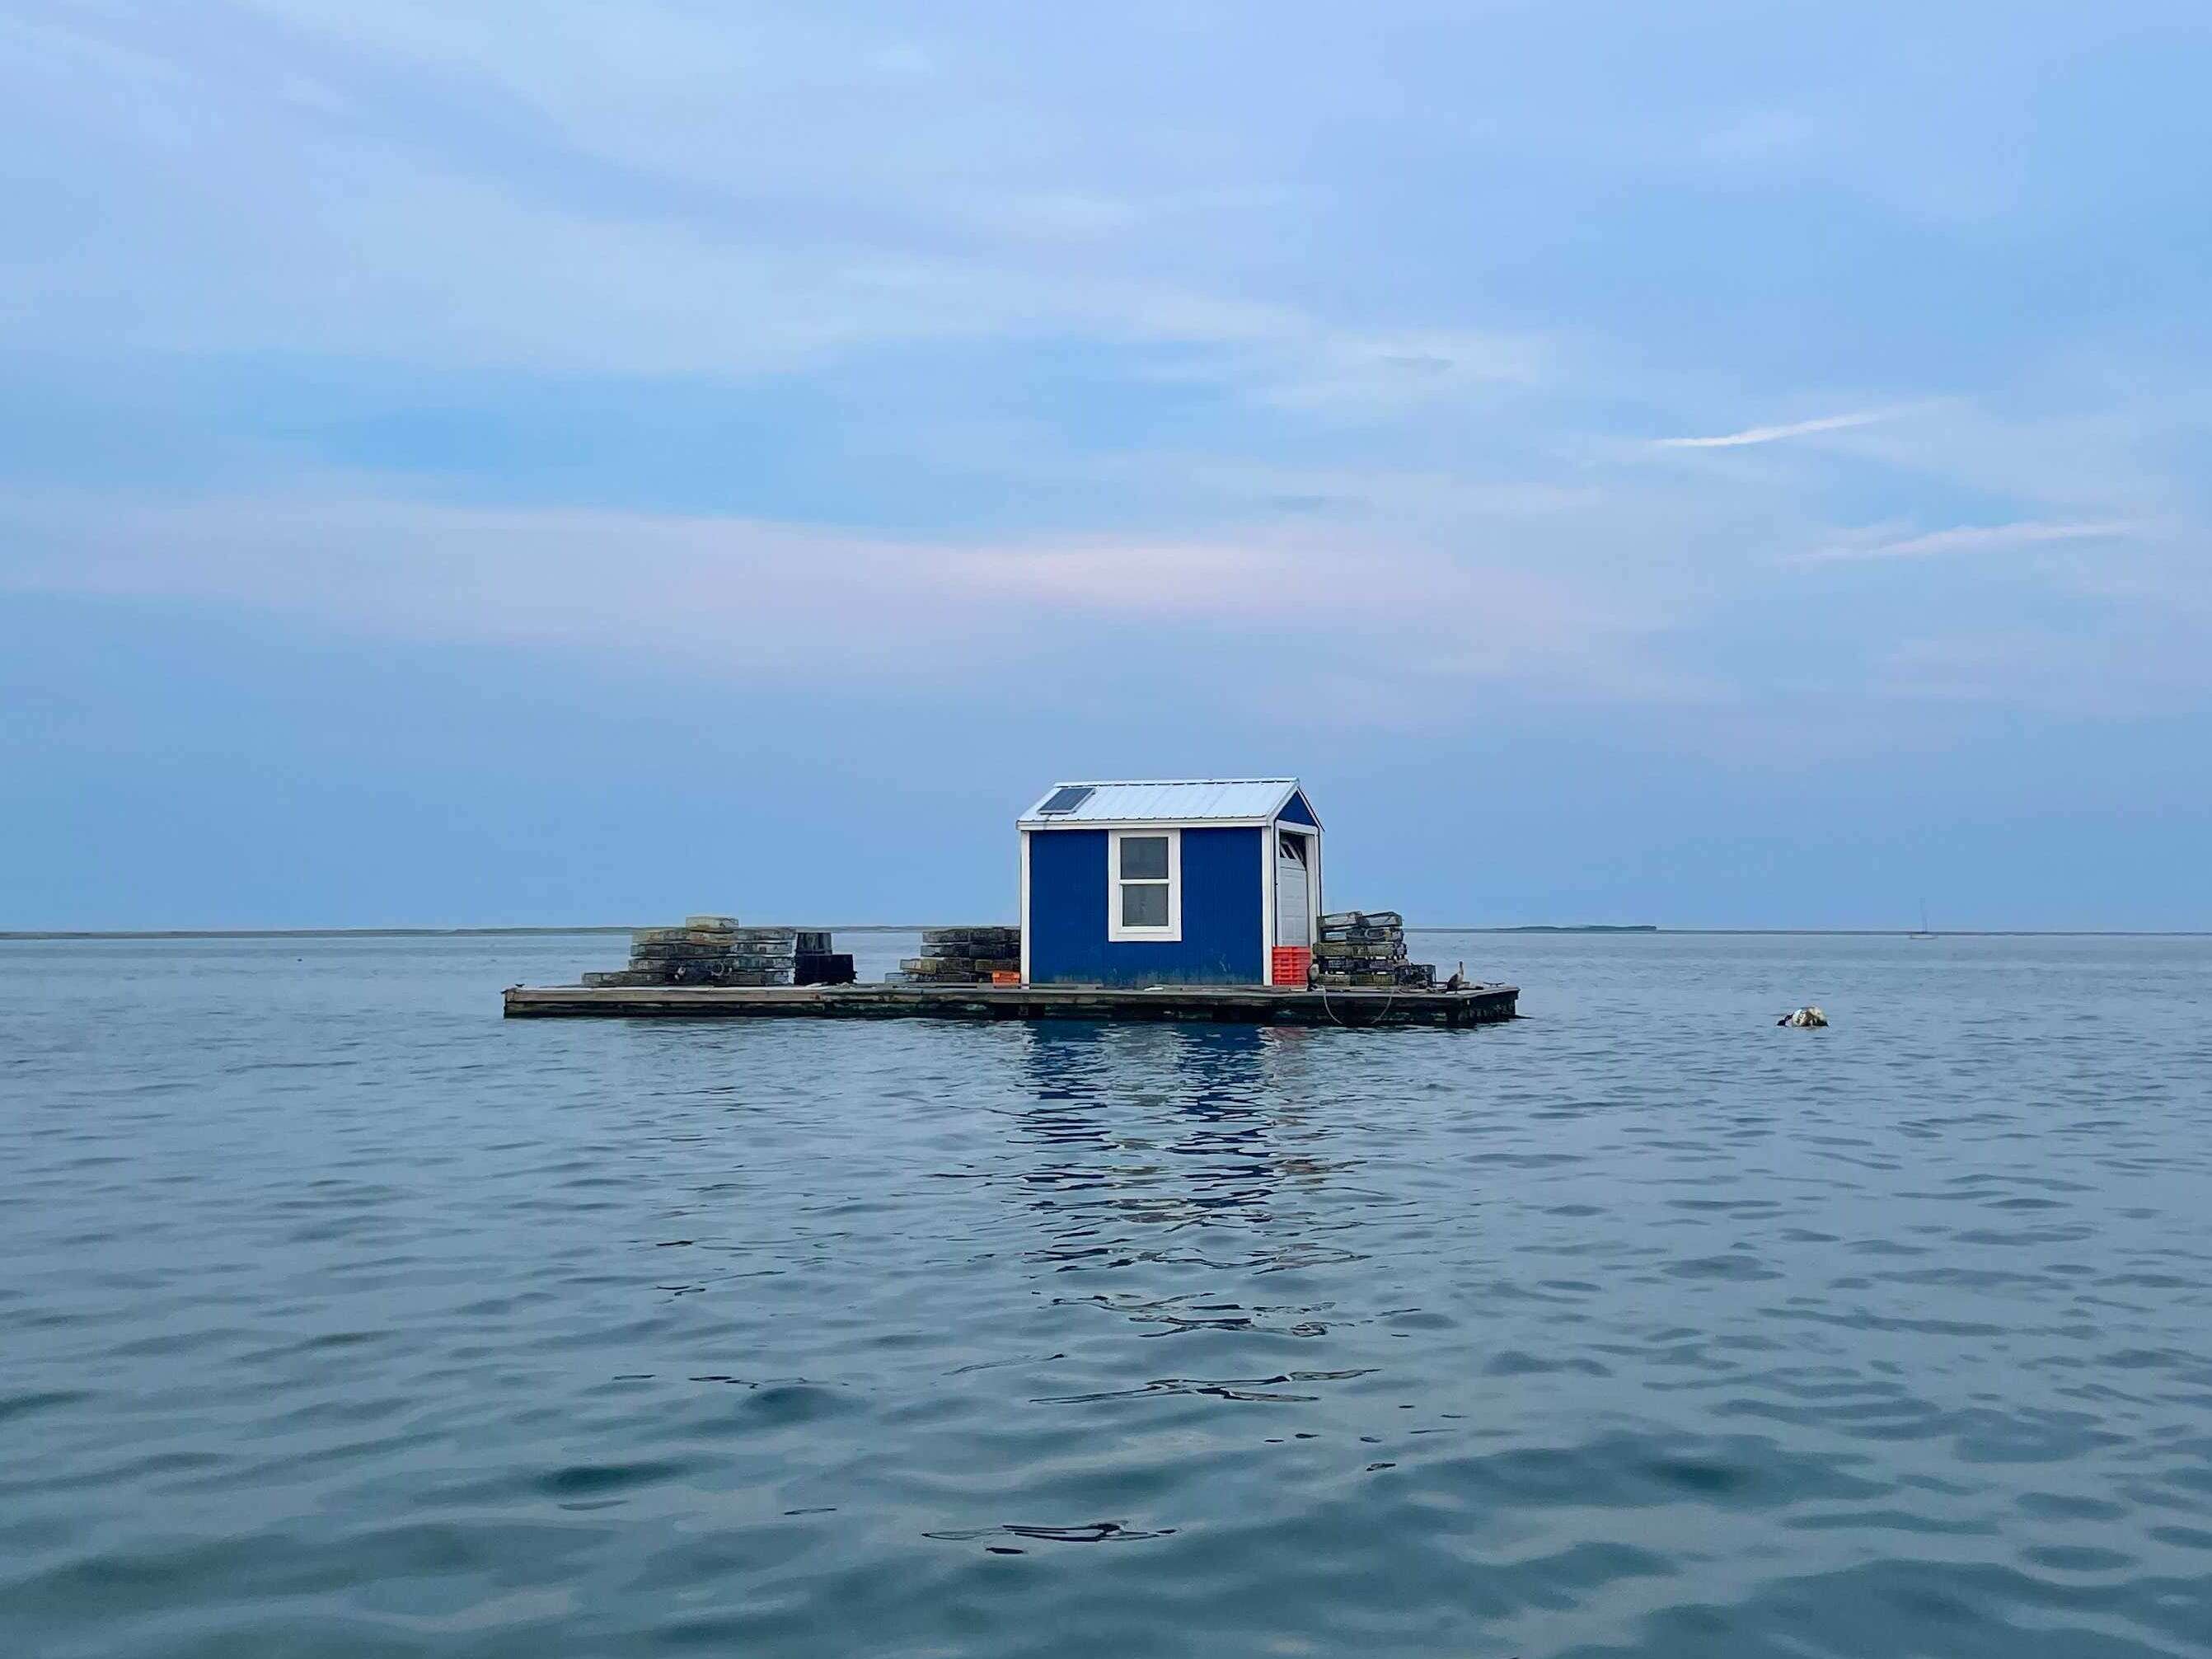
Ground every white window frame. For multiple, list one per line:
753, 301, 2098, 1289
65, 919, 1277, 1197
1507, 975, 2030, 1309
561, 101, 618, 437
1107, 827, 1182, 942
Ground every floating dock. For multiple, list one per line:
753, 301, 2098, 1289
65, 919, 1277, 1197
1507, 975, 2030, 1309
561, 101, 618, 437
503, 981, 1518, 1028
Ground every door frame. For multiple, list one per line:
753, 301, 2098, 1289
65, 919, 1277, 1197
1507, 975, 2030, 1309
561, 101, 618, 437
1266, 826, 1321, 980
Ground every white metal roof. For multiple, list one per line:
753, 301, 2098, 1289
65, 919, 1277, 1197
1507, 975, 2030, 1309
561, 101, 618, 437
1018, 778, 1316, 828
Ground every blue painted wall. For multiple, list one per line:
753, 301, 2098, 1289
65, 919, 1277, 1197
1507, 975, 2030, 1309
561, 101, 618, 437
1029, 826, 1263, 986
1278, 791, 1319, 828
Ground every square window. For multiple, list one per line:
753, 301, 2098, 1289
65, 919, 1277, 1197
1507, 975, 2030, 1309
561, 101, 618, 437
1122, 882, 1169, 928
1119, 835, 1169, 880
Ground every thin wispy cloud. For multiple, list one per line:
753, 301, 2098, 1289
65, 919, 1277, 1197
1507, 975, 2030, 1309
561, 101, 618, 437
0, 490, 1658, 703
1788, 520, 2141, 566
1653, 408, 1902, 448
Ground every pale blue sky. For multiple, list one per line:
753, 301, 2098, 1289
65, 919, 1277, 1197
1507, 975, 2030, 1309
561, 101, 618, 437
3, 2, 2208, 929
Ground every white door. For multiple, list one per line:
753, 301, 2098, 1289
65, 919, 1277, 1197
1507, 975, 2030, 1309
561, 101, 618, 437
1275, 832, 1311, 949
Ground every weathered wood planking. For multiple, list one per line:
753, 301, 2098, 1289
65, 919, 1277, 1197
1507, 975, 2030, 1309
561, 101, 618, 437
503, 981, 1518, 1028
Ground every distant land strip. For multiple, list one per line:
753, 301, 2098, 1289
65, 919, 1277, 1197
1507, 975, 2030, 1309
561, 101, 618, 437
4, 926, 2209, 940
0, 926, 940, 940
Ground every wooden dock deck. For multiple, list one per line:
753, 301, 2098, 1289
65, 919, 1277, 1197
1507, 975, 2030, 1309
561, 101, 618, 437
504, 981, 1518, 1028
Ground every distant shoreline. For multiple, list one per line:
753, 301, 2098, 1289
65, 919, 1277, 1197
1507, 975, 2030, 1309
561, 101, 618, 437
0, 926, 927, 940
3, 926, 2207, 941
1490, 924, 1658, 933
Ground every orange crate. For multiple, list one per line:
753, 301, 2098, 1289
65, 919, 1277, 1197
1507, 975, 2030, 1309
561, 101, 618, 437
1270, 946, 1310, 987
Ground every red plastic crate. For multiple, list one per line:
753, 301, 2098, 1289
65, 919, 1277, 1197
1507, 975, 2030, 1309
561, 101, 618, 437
1270, 946, 1311, 987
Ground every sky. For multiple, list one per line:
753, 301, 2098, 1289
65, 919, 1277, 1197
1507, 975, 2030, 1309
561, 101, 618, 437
3, 0, 2210, 930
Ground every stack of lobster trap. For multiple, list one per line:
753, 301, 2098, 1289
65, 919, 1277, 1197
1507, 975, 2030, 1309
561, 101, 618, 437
894, 926, 1022, 985
582, 917, 855, 988
1312, 911, 1437, 989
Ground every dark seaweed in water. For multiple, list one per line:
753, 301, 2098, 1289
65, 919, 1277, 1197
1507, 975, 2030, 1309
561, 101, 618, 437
1, 930, 2210, 1657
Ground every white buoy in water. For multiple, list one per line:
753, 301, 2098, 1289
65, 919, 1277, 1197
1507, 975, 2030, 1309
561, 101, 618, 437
1778, 1006, 1828, 1028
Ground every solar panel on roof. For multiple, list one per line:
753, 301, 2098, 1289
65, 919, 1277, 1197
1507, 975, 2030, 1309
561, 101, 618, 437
1036, 785, 1095, 815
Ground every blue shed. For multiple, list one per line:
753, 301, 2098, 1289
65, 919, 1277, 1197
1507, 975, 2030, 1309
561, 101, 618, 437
1019, 779, 1324, 987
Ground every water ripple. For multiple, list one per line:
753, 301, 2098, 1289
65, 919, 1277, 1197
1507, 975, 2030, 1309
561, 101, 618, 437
2, 931, 2210, 1657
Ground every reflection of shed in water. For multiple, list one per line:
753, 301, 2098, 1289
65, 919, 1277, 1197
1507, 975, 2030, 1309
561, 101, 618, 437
1011, 1024, 1366, 1346
1014, 1024, 1327, 1253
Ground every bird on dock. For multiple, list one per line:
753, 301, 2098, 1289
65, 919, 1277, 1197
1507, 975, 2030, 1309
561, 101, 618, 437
1778, 1006, 1828, 1028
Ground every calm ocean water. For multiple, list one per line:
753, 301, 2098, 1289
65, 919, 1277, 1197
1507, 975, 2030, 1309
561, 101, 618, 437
2, 931, 2209, 1657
